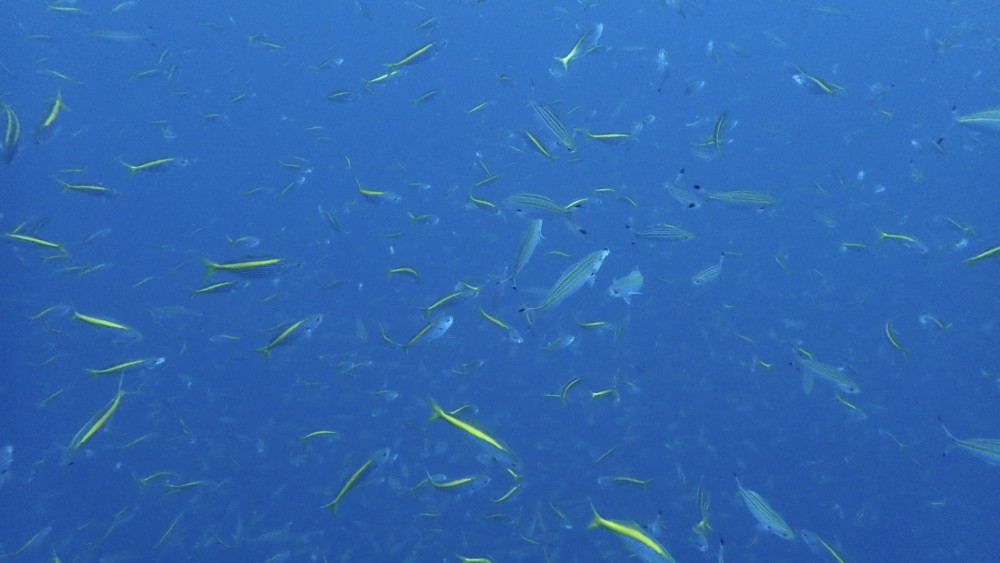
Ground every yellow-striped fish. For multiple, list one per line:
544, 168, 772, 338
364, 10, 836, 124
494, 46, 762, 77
587, 501, 676, 562
940, 417, 1000, 466
735, 474, 795, 540
522, 247, 609, 312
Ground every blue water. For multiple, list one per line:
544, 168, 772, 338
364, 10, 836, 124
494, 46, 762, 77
2, 1, 999, 561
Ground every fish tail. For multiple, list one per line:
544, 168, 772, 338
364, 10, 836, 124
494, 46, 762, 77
254, 346, 271, 362
200, 258, 218, 278
585, 499, 602, 529
427, 398, 444, 421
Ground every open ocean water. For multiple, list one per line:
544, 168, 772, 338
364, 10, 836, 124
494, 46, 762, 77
2, 1, 999, 561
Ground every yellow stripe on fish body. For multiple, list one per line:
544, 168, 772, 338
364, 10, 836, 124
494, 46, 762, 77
255, 314, 323, 360
795, 350, 860, 394
322, 448, 391, 513
69, 387, 125, 450
530, 99, 575, 152
704, 189, 778, 208
940, 419, 1000, 466
402, 315, 453, 350
525, 247, 609, 311
587, 501, 675, 561
428, 398, 509, 454
965, 244, 1000, 267
71, 310, 132, 331
505, 219, 543, 288
954, 107, 1000, 134
201, 256, 297, 278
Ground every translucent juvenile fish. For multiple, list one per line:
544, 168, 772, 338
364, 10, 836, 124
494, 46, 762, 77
523, 247, 609, 312
691, 254, 724, 286
665, 178, 702, 209
607, 266, 643, 304
542, 334, 575, 351
734, 474, 795, 540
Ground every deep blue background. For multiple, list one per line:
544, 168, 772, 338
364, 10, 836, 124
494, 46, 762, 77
2, 1, 999, 561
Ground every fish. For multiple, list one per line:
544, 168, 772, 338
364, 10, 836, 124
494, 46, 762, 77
322, 448, 392, 513
68, 385, 125, 452
2, 102, 21, 163
424, 473, 491, 494
789, 64, 845, 95
85, 357, 165, 377
530, 99, 576, 152
70, 310, 140, 341
119, 157, 180, 173
607, 266, 643, 304
587, 501, 676, 562
553, 24, 602, 72
884, 320, 909, 356
542, 334, 575, 352
800, 530, 848, 562
965, 244, 1000, 266
255, 314, 324, 360
385, 41, 443, 72
504, 193, 579, 219
504, 193, 586, 234
876, 230, 929, 255
691, 254, 724, 286
5, 229, 67, 255
954, 108, 1000, 134
189, 280, 249, 296
734, 474, 795, 540
34, 90, 68, 143
201, 256, 301, 279
690, 483, 712, 552
522, 129, 557, 160
523, 247, 609, 312
420, 287, 478, 317
428, 398, 517, 469
56, 179, 118, 198
940, 418, 1000, 466
504, 219, 543, 289
699, 188, 778, 210
664, 176, 702, 209
795, 349, 860, 394
629, 223, 694, 241
402, 315, 453, 350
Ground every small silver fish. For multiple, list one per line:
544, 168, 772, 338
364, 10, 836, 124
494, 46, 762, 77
607, 266, 643, 304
